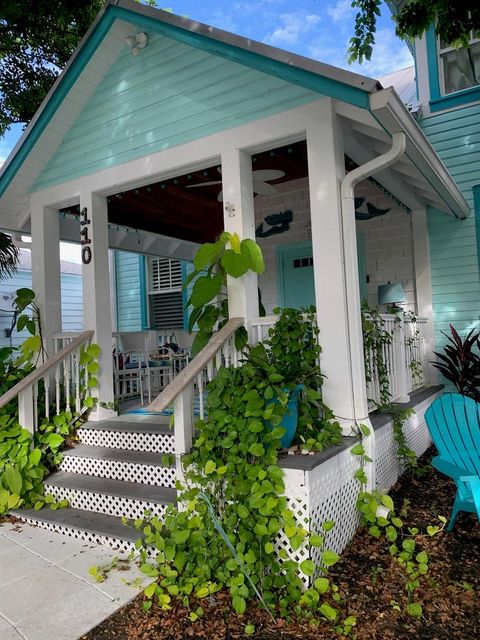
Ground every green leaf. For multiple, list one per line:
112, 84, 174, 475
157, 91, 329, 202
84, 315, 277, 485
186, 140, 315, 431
248, 443, 265, 457
204, 460, 216, 474
244, 624, 255, 636
194, 242, 221, 271
322, 550, 340, 566
190, 273, 223, 308
300, 559, 315, 576
319, 602, 338, 621
234, 326, 248, 352
406, 602, 422, 619
220, 246, 251, 278
242, 239, 265, 274
4, 465, 22, 495
351, 443, 365, 456
173, 530, 190, 544
381, 494, 394, 511
314, 577, 330, 594
232, 594, 247, 615
322, 520, 335, 532
144, 582, 157, 599
309, 533, 324, 547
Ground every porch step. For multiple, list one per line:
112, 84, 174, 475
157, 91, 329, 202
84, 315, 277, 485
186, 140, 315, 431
77, 416, 174, 453
12, 507, 140, 552
60, 444, 176, 487
44, 471, 176, 520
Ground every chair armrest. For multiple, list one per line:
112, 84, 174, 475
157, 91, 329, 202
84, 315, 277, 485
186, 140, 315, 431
432, 456, 477, 482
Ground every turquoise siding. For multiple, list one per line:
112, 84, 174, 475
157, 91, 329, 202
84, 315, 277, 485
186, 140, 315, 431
421, 104, 480, 353
0, 269, 83, 348
115, 251, 142, 332
32, 32, 319, 191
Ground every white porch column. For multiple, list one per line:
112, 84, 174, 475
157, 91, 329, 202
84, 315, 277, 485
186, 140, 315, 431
30, 201, 61, 357
412, 208, 436, 383
220, 147, 259, 325
306, 99, 370, 431
80, 191, 116, 419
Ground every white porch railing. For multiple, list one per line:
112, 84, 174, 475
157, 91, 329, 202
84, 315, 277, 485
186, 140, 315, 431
0, 330, 94, 433
147, 318, 244, 479
251, 313, 431, 409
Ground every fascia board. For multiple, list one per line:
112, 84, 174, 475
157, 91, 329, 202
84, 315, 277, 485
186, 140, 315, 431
370, 88, 470, 219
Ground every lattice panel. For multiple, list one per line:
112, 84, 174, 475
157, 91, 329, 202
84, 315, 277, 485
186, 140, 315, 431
405, 413, 431, 457
60, 456, 176, 488
44, 485, 169, 520
307, 448, 361, 560
375, 424, 401, 492
17, 516, 136, 554
77, 428, 175, 453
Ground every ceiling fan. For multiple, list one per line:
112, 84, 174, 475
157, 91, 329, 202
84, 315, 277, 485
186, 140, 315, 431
186, 167, 285, 201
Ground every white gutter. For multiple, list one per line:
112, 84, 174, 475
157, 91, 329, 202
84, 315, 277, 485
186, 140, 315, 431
340, 131, 407, 490
370, 88, 470, 219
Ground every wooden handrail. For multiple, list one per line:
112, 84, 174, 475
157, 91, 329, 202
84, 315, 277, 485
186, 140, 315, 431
0, 330, 94, 408
148, 318, 243, 412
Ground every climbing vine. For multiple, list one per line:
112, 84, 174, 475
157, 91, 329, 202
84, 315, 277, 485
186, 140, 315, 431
133, 309, 350, 629
0, 288, 100, 516
361, 302, 393, 406
351, 423, 446, 619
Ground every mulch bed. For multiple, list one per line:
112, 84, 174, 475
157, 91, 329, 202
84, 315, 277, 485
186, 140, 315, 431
82, 447, 479, 640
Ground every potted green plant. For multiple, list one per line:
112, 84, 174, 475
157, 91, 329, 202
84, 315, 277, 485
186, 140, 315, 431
243, 307, 327, 449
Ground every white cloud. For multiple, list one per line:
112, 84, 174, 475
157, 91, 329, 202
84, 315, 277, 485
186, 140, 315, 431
327, 0, 354, 24
309, 28, 412, 79
264, 12, 321, 46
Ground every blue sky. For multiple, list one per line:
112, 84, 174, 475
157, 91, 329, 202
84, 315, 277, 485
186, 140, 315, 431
0, 0, 412, 163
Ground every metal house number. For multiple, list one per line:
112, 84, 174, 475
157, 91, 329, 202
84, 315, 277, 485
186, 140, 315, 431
80, 207, 92, 264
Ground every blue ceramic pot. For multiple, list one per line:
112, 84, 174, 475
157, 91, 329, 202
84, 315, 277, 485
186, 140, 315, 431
270, 384, 304, 448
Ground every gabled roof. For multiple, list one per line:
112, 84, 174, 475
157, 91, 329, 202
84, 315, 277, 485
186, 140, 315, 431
0, 0, 470, 229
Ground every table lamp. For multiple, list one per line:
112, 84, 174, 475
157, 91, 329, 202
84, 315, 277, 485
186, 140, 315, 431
378, 281, 405, 312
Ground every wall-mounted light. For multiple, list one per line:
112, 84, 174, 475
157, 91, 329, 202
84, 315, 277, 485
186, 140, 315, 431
378, 281, 406, 313
125, 32, 148, 56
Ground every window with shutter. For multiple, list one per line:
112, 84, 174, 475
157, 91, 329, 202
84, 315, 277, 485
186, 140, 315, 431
148, 257, 184, 329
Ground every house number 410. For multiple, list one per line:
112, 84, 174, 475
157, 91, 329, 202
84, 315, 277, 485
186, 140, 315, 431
80, 207, 92, 264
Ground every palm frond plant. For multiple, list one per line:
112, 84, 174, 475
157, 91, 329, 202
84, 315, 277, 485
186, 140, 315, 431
432, 325, 480, 402
0, 232, 19, 280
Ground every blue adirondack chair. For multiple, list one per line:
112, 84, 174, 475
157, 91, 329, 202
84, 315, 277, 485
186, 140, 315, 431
425, 393, 480, 531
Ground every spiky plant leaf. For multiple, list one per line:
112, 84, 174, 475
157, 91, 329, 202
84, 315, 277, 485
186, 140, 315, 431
0, 233, 19, 280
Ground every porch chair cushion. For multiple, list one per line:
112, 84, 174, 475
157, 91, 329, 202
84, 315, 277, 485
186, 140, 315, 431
425, 392, 480, 531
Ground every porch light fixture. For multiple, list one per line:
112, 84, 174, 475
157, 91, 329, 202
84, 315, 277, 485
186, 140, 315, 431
378, 281, 406, 311
125, 32, 148, 56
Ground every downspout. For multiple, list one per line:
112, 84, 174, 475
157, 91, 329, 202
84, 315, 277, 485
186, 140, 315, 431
340, 131, 407, 489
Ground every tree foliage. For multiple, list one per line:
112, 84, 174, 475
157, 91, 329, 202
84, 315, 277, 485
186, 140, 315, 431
349, 1, 480, 64
0, 1, 104, 136
0, 232, 19, 279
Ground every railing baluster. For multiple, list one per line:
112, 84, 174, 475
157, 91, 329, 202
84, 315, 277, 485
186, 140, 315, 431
33, 382, 38, 431
55, 363, 61, 415
197, 372, 204, 419
44, 376, 50, 421
75, 348, 81, 413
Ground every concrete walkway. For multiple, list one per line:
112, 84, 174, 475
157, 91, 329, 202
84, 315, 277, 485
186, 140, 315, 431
0, 520, 149, 640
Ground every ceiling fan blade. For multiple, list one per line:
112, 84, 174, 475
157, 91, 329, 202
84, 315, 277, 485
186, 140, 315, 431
253, 181, 277, 196
186, 181, 222, 188
252, 169, 285, 181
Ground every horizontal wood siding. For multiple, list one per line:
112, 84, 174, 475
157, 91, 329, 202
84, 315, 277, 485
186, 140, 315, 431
115, 251, 142, 332
0, 270, 83, 348
422, 104, 480, 359
32, 33, 318, 191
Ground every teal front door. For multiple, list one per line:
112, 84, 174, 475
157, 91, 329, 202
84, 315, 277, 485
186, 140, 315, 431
278, 236, 368, 309
278, 242, 316, 309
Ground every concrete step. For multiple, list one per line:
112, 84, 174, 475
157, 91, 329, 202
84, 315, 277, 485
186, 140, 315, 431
60, 444, 176, 487
44, 471, 176, 520
12, 507, 140, 552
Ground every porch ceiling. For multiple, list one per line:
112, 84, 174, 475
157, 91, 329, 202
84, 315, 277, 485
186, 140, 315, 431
59, 141, 309, 245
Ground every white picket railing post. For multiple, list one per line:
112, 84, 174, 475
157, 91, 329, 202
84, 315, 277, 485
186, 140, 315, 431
18, 387, 35, 434
173, 382, 194, 491
393, 315, 410, 403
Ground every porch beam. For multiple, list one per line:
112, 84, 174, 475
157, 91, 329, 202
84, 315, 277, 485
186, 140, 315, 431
79, 190, 116, 419
30, 200, 62, 357
220, 147, 259, 324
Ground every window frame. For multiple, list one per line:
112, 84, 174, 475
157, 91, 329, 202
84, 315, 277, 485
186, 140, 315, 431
437, 29, 480, 96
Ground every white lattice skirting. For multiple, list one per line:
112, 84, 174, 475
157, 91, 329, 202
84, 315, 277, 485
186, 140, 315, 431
77, 428, 175, 453
280, 389, 441, 585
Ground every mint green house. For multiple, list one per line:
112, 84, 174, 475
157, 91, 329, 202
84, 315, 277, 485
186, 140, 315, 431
385, 7, 480, 355
0, 1, 471, 555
